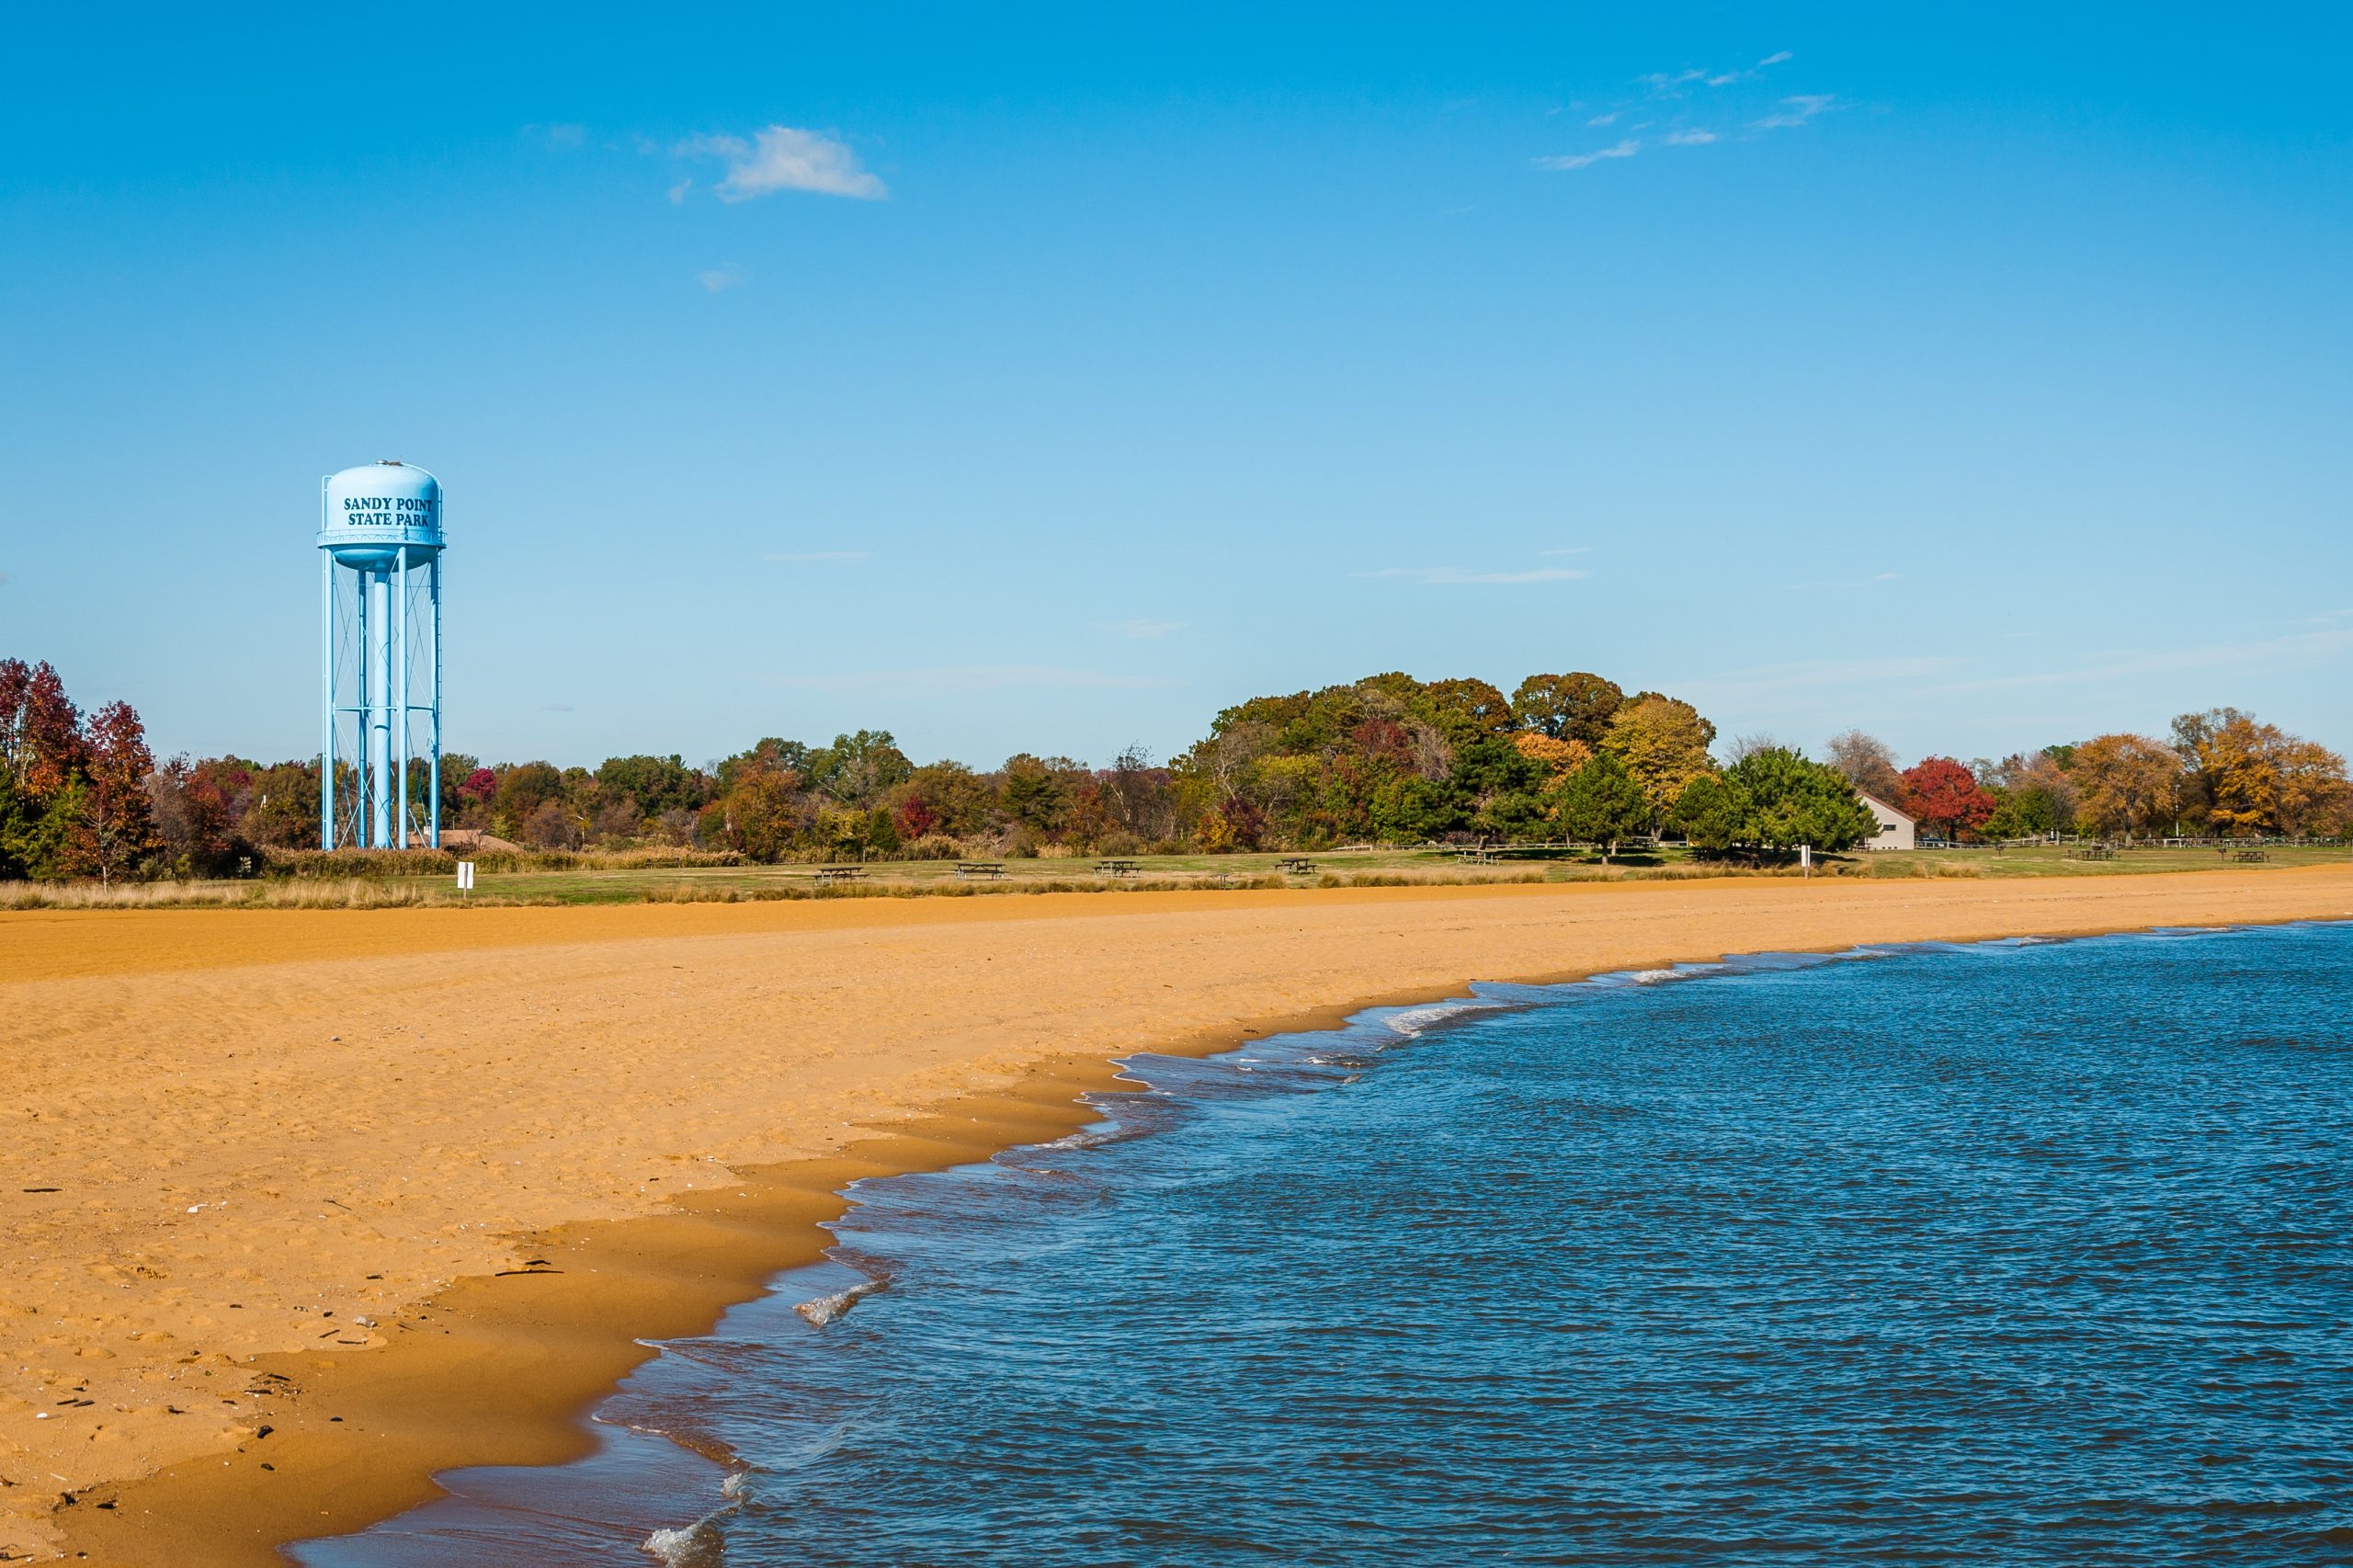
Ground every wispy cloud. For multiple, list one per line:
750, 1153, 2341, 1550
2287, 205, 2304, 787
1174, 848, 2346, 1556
1094, 618, 1187, 639
698, 264, 747, 293
1356, 566, 1588, 585
1933, 626, 2353, 694
1541, 51, 1810, 176
1534, 139, 1641, 172
766, 665, 1181, 695
666, 177, 693, 204
524, 122, 586, 150
1753, 94, 1836, 131
764, 550, 869, 563
1781, 571, 1899, 591
677, 126, 887, 202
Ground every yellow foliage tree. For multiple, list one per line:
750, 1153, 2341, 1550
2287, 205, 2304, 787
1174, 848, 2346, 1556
1601, 697, 1717, 820
2069, 733, 2182, 840
1510, 732, 1594, 787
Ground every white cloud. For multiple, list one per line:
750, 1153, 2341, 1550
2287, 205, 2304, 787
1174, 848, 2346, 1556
764, 550, 869, 563
1753, 94, 1836, 131
679, 126, 887, 202
525, 122, 586, 150
1758, 51, 1794, 67
666, 178, 693, 204
767, 665, 1181, 695
1639, 68, 1709, 92
698, 265, 747, 293
1665, 129, 1720, 146
1355, 566, 1588, 585
1094, 619, 1187, 639
1535, 139, 1642, 172
1586, 112, 1620, 127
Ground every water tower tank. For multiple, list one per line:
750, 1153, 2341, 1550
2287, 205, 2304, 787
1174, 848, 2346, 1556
322, 460, 444, 570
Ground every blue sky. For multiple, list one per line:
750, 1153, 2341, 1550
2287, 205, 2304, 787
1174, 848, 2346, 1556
4, 3, 2347, 771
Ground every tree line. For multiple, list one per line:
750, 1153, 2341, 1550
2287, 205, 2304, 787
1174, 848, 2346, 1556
4, 654, 2347, 881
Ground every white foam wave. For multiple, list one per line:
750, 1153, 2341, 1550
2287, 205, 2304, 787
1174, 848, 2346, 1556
794, 1276, 883, 1327
642, 1519, 722, 1566
1382, 999, 1504, 1038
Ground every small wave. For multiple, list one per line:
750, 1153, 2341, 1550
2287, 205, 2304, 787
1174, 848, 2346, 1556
721, 1469, 751, 1500
795, 1276, 884, 1328
1382, 999, 1505, 1038
642, 1518, 724, 1567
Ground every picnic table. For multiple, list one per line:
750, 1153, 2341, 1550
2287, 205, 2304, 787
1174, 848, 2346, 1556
1278, 856, 1317, 875
1094, 858, 1141, 878
813, 865, 869, 885
954, 861, 1006, 880
2067, 847, 2116, 862
2233, 848, 2270, 863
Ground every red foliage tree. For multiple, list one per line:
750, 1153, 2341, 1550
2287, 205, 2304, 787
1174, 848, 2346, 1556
1, 659, 85, 801
894, 795, 940, 840
1901, 756, 1995, 842
63, 699, 162, 881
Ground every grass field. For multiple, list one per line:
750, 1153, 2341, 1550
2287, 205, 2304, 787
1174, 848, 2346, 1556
6, 841, 2346, 910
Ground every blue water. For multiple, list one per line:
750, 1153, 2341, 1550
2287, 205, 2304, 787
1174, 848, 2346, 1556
301, 923, 2353, 1566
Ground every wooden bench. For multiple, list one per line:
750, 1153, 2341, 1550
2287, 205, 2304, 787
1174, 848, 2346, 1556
813, 865, 869, 885
2233, 848, 2269, 863
953, 861, 1006, 880
1094, 859, 1140, 878
1278, 857, 1317, 875
2068, 847, 2116, 862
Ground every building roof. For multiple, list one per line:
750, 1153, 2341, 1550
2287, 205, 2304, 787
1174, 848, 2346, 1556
1855, 790, 1916, 824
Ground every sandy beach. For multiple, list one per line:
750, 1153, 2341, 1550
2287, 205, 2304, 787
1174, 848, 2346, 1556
5, 868, 2349, 1564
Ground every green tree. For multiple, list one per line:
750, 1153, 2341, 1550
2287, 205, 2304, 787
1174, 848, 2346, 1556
1553, 752, 1650, 860
1674, 748, 1875, 855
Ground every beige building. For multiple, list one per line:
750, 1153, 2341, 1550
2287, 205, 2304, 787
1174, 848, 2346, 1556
1857, 790, 1917, 851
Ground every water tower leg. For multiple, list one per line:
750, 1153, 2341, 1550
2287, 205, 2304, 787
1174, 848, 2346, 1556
428, 555, 442, 849
396, 551, 410, 848
355, 564, 370, 846
320, 551, 334, 849
370, 568, 392, 850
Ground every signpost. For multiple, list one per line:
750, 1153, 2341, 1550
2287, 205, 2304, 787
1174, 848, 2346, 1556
1800, 844, 1813, 880
457, 860, 475, 896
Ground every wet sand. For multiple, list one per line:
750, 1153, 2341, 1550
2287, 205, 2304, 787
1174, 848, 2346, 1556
5, 868, 2349, 1564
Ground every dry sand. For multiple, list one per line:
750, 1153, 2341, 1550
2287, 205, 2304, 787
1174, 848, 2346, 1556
5, 868, 2349, 1564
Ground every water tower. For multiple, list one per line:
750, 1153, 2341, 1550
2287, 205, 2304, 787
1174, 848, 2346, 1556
319, 460, 445, 849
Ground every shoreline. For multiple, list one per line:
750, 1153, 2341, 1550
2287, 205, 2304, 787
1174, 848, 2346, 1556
8, 869, 2350, 1564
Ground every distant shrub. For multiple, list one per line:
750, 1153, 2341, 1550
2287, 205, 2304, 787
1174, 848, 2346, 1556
904, 834, 964, 860
262, 847, 458, 879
